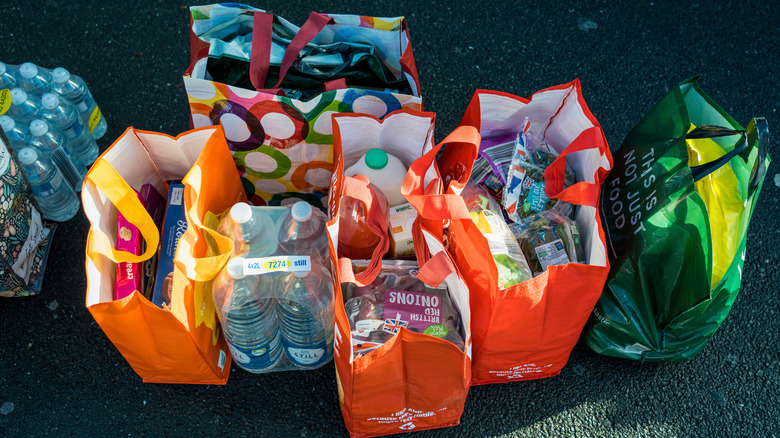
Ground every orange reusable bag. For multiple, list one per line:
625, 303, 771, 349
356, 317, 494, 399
83, 125, 245, 384
327, 110, 472, 436
404, 80, 614, 385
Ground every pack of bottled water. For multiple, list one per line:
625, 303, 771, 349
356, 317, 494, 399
212, 201, 336, 373
0, 61, 107, 222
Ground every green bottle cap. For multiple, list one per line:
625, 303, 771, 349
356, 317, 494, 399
365, 148, 388, 171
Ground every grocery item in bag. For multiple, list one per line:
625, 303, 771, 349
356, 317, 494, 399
503, 120, 575, 222
460, 183, 532, 288
151, 183, 187, 308
345, 148, 408, 208
343, 260, 465, 357
114, 190, 143, 300
510, 210, 583, 276
338, 175, 389, 260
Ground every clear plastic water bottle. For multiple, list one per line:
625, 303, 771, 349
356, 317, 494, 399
41, 93, 99, 165
278, 201, 331, 267
50, 67, 107, 140
0, 115, 29, 152
277, 263, 335, 369
219, 202, 278, 257
28, 118, 86, 192
0, 62, 18, 90
18, 63, 52, 96
213, 257, 283, 373
16, 147, 80, 222
9, 88, 43, 124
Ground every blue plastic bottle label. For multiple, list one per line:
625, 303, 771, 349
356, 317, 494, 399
64, 118, 85, 139
32, 171, 64, 197
244, 255, 311, 275
83, 89, 95, 108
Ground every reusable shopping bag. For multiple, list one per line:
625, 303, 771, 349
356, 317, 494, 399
404, 80, 613, 385
327, 111, 472, 436
585, 76, 771, 361
83, 125, 245, 384
184, 4, 422, 206
0, 129, 56, 297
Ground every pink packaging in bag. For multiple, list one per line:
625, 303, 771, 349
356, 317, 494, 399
114, 191, 144, 300
140, 184, 166, 300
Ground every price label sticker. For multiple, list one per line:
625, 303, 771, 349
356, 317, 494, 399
244, 256, 311, 275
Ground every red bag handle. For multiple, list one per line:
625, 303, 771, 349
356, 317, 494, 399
337, 175, 390, 287
402, 125, 481, 221
250, 11, 334, 91
544, 126, 611, 208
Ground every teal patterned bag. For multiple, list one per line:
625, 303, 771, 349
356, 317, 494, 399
0, 129, 56, 297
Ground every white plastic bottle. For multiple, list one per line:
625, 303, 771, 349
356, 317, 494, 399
218, 202, 278, 258
0, 116, 29, 152
277, 201, 330, 266
18, 63, 52, 96
9, 88, 43, 124
41, 93, 99, 165
345, 148, 408, 207
50, 67, 107, 139
28, 119, 86, 192
0, 62, 18, 90
17, 147, 80, 222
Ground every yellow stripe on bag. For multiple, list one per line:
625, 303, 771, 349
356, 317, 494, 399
85, 159, 160, 263
686, 126, 745, 287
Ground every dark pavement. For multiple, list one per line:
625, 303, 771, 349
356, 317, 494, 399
0, 1, 778, 436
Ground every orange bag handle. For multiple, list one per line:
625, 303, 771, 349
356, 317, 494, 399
544, 126, 610, 208
176, 128, 247, 282
85, 159, 160, 264
337, 175, 390, 287
402, 125, 480, 221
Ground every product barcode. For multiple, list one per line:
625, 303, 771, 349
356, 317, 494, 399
170, 187, 184, 206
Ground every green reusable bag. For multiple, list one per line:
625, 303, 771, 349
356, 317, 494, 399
585, 76, 770, 361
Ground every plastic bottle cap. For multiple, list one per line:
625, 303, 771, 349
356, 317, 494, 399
41, 93, 59, 109
291, 201, 313, 222
227, 257, 246, 279
51, 67, 70, 84
17, 148, 37, 166
0, 116, 14, 131
10, 88, 27, 104
230, 202, 253, 224
19, 63, 38, 79
365, 148, 388, 170
29, 119, 48, 136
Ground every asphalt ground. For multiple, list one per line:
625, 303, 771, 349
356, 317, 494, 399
1, 0, 778, 436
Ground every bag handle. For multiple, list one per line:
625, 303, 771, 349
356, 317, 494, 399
415, 250, 457, 288
687, 125, 749, 182
544, 126, 610, 208
85, 159, 160, 264
746, 117, 769, 194
336, 175, 390, 287
250, 11, 334, 91
401, 125, 481, 221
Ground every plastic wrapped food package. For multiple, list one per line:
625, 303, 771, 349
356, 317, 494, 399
460, 183, 533, 288
503, 120, 576, 222
343, 261, 465, 358
510, 210, 584, 276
